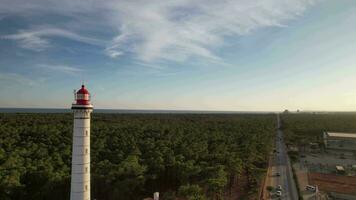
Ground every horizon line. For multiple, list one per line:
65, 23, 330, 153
1, 107, 356, 114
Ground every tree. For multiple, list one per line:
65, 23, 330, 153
206, 165, 227, 199
178, 184, 206, 200
0, 113, 277, 199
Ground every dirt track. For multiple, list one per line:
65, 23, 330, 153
309, 173, 356, 195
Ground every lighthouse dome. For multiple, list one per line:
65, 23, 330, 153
75, 85, 91, 105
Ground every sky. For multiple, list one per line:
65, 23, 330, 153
0, 0, 356, 111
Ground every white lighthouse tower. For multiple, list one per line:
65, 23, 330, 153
70, 85, 93, 200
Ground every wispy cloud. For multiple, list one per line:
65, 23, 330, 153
36, 64, 84, 75
2, 31, 50, 51
104, 0, 317, 62
0, 0, 317, 62
0, 72, 38, 86
1, 27, 104, 51
105, 48, 123, 58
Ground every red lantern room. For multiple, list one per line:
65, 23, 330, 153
74, 85, 91, 106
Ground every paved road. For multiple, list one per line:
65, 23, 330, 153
268, 114, 298, 200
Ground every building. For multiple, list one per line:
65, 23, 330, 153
323, 132, 356, 150
70, 85, 93, 200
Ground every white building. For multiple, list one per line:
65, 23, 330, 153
323, 132, 356, 150
70, 85, 93, 200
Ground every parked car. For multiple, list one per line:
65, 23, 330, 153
306, 185, 316, 192
276, 185, 282, 191
275, 172, 281, 176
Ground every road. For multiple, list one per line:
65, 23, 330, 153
265, 114, 298, 200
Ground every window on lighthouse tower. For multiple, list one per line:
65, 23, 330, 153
85, 130, 88, 136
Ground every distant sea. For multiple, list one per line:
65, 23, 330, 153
0, 108, 275, 114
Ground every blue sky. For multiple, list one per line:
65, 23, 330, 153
1, 0, 356, 111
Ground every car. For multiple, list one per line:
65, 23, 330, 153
276, 185, 282, 191
276, 191, 282, 197
275, 172, 281, 176
306, 185, 316, 192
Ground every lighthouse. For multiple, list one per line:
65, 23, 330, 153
70, 85, 93, 200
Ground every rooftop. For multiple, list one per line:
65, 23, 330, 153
325, 132, 356, 139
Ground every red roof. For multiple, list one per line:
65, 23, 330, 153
77, 85, 90, 95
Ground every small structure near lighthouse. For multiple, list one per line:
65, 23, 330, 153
70, 85, 93, 200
